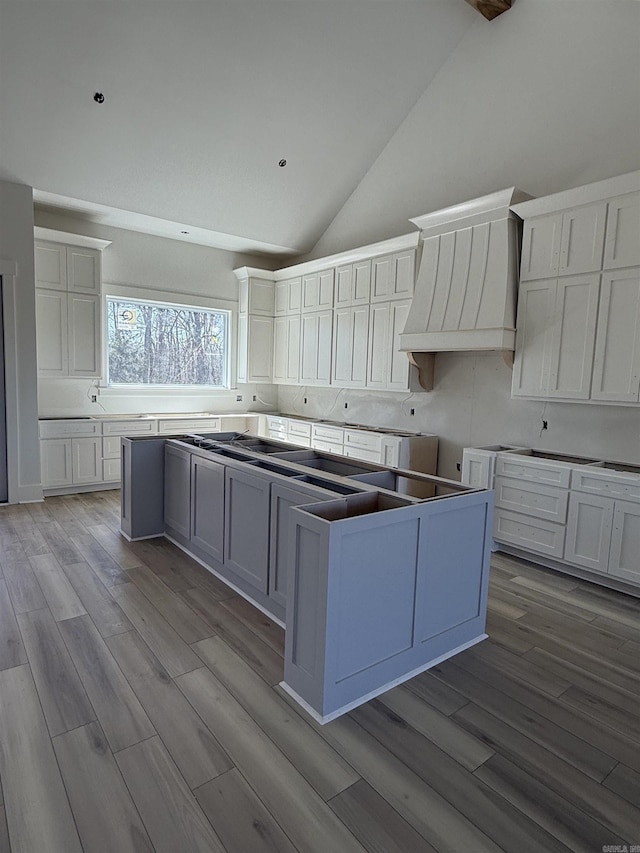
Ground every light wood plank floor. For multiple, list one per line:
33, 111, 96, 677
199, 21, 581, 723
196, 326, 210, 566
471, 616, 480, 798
0, 491, 638, 852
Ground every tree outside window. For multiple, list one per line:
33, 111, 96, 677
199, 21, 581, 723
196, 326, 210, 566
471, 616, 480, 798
106, 297, 229, 387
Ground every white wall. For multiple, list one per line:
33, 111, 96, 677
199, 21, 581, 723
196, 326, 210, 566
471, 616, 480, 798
280, 0, 640, 478
0, 181, 42, 501
34, 210, 280, 417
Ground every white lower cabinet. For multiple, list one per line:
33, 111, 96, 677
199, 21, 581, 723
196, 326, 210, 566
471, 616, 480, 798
41, 437, 101, 487
41, 439, 73, 487
609, 500, 640, 584
564, 492, 614, 573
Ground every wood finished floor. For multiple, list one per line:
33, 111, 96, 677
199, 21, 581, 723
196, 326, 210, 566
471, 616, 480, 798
0, 491, 638, 853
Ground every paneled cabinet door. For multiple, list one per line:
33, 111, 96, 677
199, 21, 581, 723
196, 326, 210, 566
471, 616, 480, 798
274, 277, 302, 315
299, 310, 333, 386
366, 303, 390, 388
603, 192, 640, 270
547, 273, 600, 400
35, 241, 67, 290
272, 315, 300, 385
558, 202, 606, 276
520, 214, 562, 281
564, 492, 614, 573
41, 439, 72, 487
68, 293, 101, 377
67, 247, 101, 294
71, 437, 102, 484
388, 300, 411, 390
591, 270, 640, 403
190, 455, 225, 563
334, 260, 371, 307
164, 445, 191, 539
608, 499, 640, 585
512, 279, 556, 397
36, 289, 68, 376
370, 251, 415, 302
224, 467, 270, 593
301, 269, 334, 312
238, 314, 274, 384
332, 305, 370, 387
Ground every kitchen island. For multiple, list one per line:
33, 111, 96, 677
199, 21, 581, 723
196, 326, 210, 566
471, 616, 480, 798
122, 431, 494, 722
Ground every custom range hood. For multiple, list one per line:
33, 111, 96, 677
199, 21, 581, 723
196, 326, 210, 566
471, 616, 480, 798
400, 187, 532, 390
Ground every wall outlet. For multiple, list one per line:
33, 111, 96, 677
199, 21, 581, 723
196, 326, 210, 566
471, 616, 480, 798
303, 397, 307, 404
344, 402, 348, 409
236, 394, 243, 402
410, 408, 415, 416
91, 395, 97, 403
252, 395, 257, 401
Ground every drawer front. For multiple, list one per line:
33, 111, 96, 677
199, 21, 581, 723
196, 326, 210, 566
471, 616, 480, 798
101, 419, 157, 436
493, 509, 566, 559
571, 467, 640, 503
312, 439, 344, 454
103, 458, 121, 481
312, 423, 344, 444
158, 417, 221, 434
344, 429, 383, 453
495, 454, 572, 489
494, 477, 569, 523
286, 434, 312, 448
103, 436, 122, 458
287, 419, 312, 440
266, 415, 287, 431
268, 428, 287, 441
344, 446, 381, 464
39, 419, 100, 439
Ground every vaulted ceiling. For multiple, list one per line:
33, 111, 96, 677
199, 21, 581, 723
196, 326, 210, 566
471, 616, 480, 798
0, 1, 478, 256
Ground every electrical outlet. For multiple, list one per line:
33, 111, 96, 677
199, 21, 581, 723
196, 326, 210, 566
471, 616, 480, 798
303, 397, 307, 404
542, 420, 548, 430
91, 395, 97, 403
236, 394, 243, 402
410, 408, 415, 416
252, 395, 257, 402
344, 402, 348, 409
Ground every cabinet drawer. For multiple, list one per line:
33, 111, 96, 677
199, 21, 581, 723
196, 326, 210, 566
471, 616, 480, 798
312, 439, 344, 454
101, 419, 157, 436
312, 423, 344, 444
103, 458, 121, 481
266, 416, 287, 432
493, 509, 566, 559
103, 436, 122, 458
158, 417, 221, 434
39, 419, 100, 439
344, 429, 383, 453
268, 428, 287, 442
494, 477, 568, 524
344, 446, 381, 464
571, 466, 640, 503
495, 454, 572, 489
286, 419, 312, 440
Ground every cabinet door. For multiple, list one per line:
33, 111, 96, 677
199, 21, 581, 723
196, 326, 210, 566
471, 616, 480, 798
41, 439, 72, 487
334, 265, 353, 308
603, 192, 640, 270
332, 307, 354, 385
391, 250, 415, 299
461, 449, 495, 490
301, 273, 319, 312
352, 259, 372, 305
520, 214, 562, 281
272, 316, 288, 383
591, 270, 640, 402
564, 492, 614, 573
350, 305, 370, 386
191, 455, 225, 563
547, 273, 599, 399
387, 300, 411, 391
269, 483, 324, 608
67, 247, 101, 294
246, 315, 274, 383
511, 279, 556, 397
559, 202, 606, 276
370, 255, 393, 302
366, 303, 390, 388
164, 445, 191, 538
317, 269, 334, 310
272, 315, 300, 385
35, 241, 67, 290
224, 467, 270, 592
301, 311, 332, 386
72, 437, 102, 484
609, 499, 640, 585
36, 289, 68, 376
68, 293, 101, 377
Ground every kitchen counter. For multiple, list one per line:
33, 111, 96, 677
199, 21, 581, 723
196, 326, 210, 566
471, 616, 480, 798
122, 430, 493, 723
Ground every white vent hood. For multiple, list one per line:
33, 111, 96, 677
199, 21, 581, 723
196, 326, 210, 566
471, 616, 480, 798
400, 187, 532, 389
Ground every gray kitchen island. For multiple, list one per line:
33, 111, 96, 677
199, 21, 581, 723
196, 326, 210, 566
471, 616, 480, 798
121, 431, 494, 723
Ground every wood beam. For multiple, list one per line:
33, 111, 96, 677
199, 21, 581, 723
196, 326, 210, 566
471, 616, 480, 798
464, 0, 513, 21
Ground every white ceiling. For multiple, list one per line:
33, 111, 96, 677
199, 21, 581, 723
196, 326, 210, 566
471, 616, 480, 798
0, 1, 478, 257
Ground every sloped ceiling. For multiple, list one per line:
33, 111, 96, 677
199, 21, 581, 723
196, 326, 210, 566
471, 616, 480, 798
0, 1, 477, 257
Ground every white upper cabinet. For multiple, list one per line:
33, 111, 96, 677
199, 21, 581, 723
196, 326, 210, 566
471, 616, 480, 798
301, 269, 334, 312
272, 314, 300, 385
274, 277, 301, 316
512, 172, 640, 404
370, 250, 415, 302
591, 269, 640, 403
334, 260, 371, 308
603, 192, 640, 270
332, 304, 369, 386
34, 235, 106, 378
366, 300, 411, 391
300, 309, 332, 386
